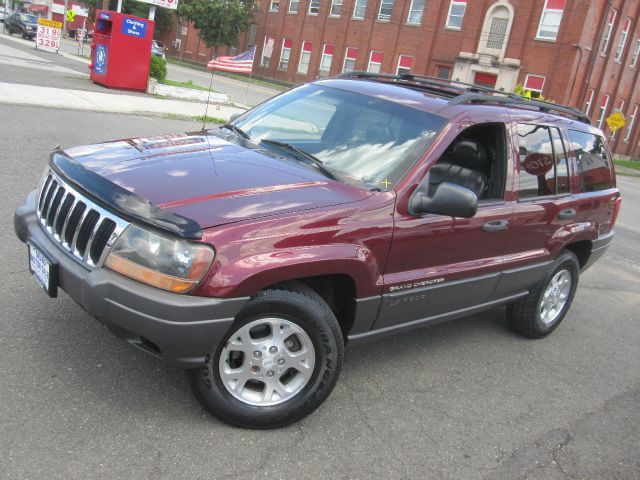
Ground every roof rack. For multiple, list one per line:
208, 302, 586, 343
335, 71, 591, 125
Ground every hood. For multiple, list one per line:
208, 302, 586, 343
63, 131, 372, 229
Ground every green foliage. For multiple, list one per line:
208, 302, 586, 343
177, 0, 256, 50
149, 55, 167, 81
82, 0, 174, 36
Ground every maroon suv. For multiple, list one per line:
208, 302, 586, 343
14, 74, 621, 428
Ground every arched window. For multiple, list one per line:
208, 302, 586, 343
478, 1, 514, 58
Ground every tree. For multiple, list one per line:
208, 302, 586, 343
177, 0, 256, 55
82, 0, 174, 37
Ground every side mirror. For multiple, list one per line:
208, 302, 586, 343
229, 113, 241, 123
408, 181, 478, 218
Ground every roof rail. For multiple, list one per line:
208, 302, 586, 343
450, 92, 591, 124
334, 71, 591, 125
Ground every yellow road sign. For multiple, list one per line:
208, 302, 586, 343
66, 10, 75, 22
606, 111, 626, 131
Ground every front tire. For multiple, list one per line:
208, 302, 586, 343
190, 282, 344, 429
507, 250, 580, 338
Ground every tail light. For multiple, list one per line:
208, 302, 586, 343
610, 196, 622, 231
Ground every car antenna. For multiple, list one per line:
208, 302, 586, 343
201, 4, 228, 131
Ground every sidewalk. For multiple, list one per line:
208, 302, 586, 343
0, 32, 246, 121
0, 81, 245, 121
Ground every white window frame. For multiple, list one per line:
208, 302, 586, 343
631, 39, 640, 68
367, 50, 382, 73
378, 0, 393, 21
288, 0, 299, 13
269, 0, 280, 12
624, 104, 638, 143
319, 44, 333, 76
396, 54, 412, 75
330, 0, 342, 16
597, 94, 610, 129
524, 73, 546, 96
445, 0, 466, 30
535, 0, 564, 41
601, 9, 617, 55
308, 0, 320, 15
279, 39, 292, 70
615, 18, 631, 62
297, 41, 312, 74
342, 48, 357, 73
353, 0, 367, 19
584, 88, 595, 116
406, 0, 425, 25
611, 99, 625, 140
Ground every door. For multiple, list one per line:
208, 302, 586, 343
374, 123, 514, 330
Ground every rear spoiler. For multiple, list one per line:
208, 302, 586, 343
50, 151, 204, 239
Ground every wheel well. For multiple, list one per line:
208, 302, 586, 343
275, 275, 357, 338
563, 240, 592, 269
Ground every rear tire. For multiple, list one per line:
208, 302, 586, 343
507, 250, 580, 338
189, 282, 344, 429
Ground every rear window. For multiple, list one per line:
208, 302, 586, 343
567, 130, 614, 192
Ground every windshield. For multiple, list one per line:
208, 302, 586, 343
20, 14, 38, 23
232, 84, 445, 189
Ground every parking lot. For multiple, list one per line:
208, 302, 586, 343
1, 105, 639, 479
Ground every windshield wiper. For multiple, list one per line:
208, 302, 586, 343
222, 123, 250, 139
260, 139, 337, 180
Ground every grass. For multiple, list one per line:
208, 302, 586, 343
160, 79, 211, 92
614, 158, 640, 171
195, 114, 226, 124
166, 57, 290, 91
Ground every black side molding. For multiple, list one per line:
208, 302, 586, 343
50, 151, 204, 239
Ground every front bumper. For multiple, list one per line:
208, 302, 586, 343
15, 190, 248, 368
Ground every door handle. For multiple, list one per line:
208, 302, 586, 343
482, 219, 509, 232
557, 208, 577, 220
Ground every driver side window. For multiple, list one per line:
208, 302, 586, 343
428, 123, 507, 202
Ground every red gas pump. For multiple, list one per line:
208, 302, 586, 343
89, 10, 155, 92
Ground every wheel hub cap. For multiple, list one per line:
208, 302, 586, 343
219, 318, 316, 406
539, 269, 572, 325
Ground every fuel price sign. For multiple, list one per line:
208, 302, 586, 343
36, 18, 62, 53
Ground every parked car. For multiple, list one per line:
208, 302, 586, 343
151, 39, 166, 59
5, 13, 38, 39
0, 9, 9, 23
14, 73, 621, 429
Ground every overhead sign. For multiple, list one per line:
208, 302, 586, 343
121, 16, 148, 38
606, 111, 626, 132
36, 18, 62, 53
136, 0, 179, 10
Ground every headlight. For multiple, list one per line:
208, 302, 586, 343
104, 225, 215, 294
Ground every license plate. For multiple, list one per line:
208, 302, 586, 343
28, 243, 58, 297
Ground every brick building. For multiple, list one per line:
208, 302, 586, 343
162, 0, 640, 158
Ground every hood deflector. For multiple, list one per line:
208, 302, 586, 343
50, 151, 204, 239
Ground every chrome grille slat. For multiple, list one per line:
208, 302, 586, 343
36, 170, 129, 267
48, 187, 66, 230
41, 180, 58, 221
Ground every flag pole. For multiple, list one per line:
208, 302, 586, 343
243, 46, 256, 107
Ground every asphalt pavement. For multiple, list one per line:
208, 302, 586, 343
1, 103, 639, 479
0, 31, 639, 479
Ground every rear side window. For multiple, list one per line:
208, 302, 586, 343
516, 124, 556, 198
567, 130, 614, 192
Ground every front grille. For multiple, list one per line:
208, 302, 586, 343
36, 170, 129, 267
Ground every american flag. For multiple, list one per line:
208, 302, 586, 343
207, 46, 255, 74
